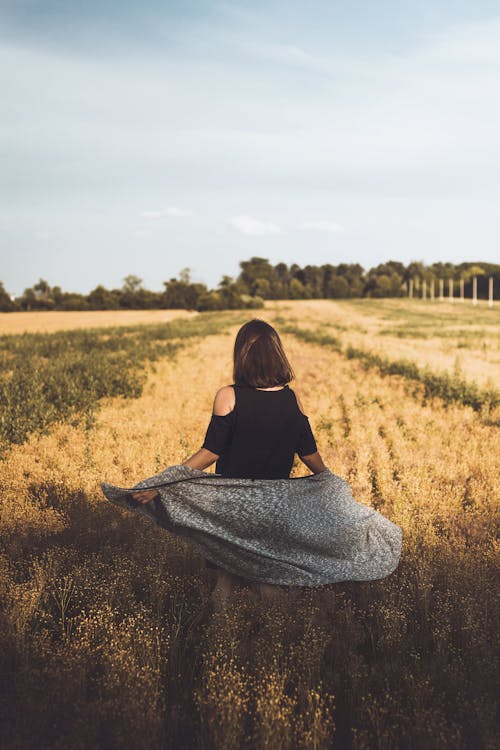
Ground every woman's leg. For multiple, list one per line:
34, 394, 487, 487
210, 565, 245, 608
246, 579, 287, 605
257, 581, 286, 605
203, 557, 286, 608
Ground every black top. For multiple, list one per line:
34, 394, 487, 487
202, 384, 318, 479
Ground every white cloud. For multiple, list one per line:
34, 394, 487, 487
140, 206, 192, 218
297, 220, 345, 233
230, 215, 282, 235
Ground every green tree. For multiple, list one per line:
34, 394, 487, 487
18, 278, 55, 310
0, 281, 19, 311
365, 271, 405, 298
254, 277, 272, 299
122, 274, 143, 293
238, 257, 274, 295
218, 276, 244, 309
87, 285, 120, 310
406, 261, 426, 282
162, 279, 207, 309
364, 263, 405, 298
302, 265, 324, 297
58, 293, 90, 310
289, 278, 311, 299
333, 264, 365, 296
197, 291, 223, 311
273, 262, 290, 298
327, 275, 350, 298
460, 264, 486, 282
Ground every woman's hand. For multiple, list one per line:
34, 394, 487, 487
131, 446, 219, 503
131, 489, 160, 504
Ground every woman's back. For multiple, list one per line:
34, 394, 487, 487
202, 384, 317, 479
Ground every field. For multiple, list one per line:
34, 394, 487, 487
0, 300, 498, 749
0, 308, 197, 335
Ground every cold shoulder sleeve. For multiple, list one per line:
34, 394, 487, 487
297, 415, 317, 457
202, 411, 235, 456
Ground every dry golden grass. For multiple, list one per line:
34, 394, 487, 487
266, 298, 500, 388
0, 308, 198, 334
0, 305, 497, 748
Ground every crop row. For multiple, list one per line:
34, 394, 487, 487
0, 312, 245, 456
280, 324, 500, 414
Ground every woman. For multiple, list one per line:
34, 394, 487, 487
132, 318, 326, 607
102, 320, 402, 603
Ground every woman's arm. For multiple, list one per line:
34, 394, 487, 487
293, 388, 326, 474
132, 450, 220, 504
182, 447, 219, 470
132, 448, 219, 504
133, 387, 231, 503
299, 451, 326, 474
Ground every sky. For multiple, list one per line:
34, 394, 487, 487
1, 1, 499, 296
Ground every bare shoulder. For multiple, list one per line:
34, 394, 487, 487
290, 386, 307, 415
212, 385, 236, 416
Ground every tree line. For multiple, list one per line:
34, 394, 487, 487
0, 258, 498, 312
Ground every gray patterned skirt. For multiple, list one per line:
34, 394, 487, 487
101, 464, 403, 586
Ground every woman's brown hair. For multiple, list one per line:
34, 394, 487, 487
233, 319, 295, 388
